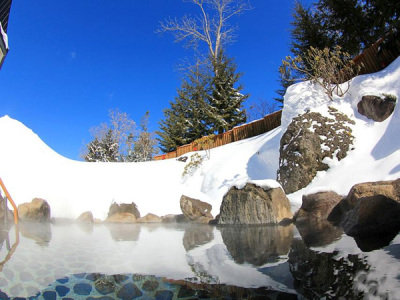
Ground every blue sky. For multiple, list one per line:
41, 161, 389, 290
0, 0, 311, 160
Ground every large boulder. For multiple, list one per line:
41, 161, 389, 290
18, 198, 51, 222
105, 212, 137, 223
357, 94, 396, 122
295, 191, 343, 224
77, 211, 94, 223
344, 179, 400, 236
108, 202, 140, 219
328, 179, 400, 238
180, 195, 213, 224
278, 108, 355, 194
218, 183, 293, 225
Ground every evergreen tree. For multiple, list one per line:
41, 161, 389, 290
207, 51, 248, 134
84, 129, 119, 162
157, 64, 211, 152
85, 137, 103, 162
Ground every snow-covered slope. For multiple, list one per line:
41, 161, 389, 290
0, 57, 399, 219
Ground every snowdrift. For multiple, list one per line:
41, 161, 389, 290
0, 57, 399, 219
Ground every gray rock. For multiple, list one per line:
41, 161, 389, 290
357, 94, 396, 122
218, 183, 293, 225
180, 195, 213, 223
18, 198, 51, 222
278, 108, 355, 194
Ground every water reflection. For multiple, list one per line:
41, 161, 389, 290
296, 220, 342, 247
0, 222, 399, 298
19, 222, 51, 246
183, 224, 214, 251
106, 224, 141, 241
289, 238, 370, 299
220, 225, 293, 266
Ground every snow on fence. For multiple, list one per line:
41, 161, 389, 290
154, 110, 282, 160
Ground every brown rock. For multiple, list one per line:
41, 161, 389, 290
180, 195, 213, 223
18, 198, 51, 222
328, 179, 400, 237
161, 214, 189, 223
77, 211, 94, 223
108, 202, 140, 219
295, 191, 343, 224
357, 94, 396, 122
137, 213, 162, 223
218, 183, 293, 225
105, 212, 137, 223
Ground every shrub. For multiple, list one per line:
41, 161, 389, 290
182, 153, 204, 177
280, 45, 362, 100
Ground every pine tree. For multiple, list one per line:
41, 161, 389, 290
85, 137, 103, 162
101, 129, 119, 162
207, 51, 248, 134
157, 64, 211, 152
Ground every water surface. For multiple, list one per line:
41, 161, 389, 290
0, 222, 399, 299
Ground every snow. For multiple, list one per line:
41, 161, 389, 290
0, 57, 399, 220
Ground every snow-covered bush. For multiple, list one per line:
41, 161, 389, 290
182, 153, 204, 177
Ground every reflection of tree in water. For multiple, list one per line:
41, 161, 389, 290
183, 225, 214, 251
20, 222, 52, 246
220, 225, 293, 266
289, 239, 369, 299
106, 224, 141, 241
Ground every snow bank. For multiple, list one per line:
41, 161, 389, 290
0, 57, 399, 219
0, 116, 280, 219
284, 57, 400, 209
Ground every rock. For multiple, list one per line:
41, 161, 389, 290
161, 214, 190, 223
278, 108, 355, 194
357, 94, 396, 122
18, 198, 51, 222
295, 191, 343, 224
137, 213, 162, 223
104, 212, 137, 223
218, 183, 293, 225
108, 202, 140, 219
180, 195, 213, 223
329, 179, 400, 237
76, 211, 93, 223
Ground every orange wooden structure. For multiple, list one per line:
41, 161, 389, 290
154, 110, 282, 160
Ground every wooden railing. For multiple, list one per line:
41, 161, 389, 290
0, 177, 19, 225
155, 110, 282, 160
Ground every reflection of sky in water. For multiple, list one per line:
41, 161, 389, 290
0, 223, 399, 298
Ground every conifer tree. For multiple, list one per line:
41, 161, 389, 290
207, 51, 248, 134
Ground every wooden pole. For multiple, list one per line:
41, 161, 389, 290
0, 177, 19, 225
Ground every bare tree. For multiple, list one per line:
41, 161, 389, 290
247, 98, 279, 122
158, 0, 251, 63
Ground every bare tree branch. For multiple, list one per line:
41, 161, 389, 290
158, 0, 251, 63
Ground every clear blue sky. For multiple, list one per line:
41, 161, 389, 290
0, 0, 311, 160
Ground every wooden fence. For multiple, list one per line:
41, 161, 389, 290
340, 30, 400, 82
154, 110, 282, 160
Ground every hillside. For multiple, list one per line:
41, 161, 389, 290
0, 57, 399, 220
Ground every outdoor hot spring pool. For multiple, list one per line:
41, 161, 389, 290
0, 222, 400, 299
